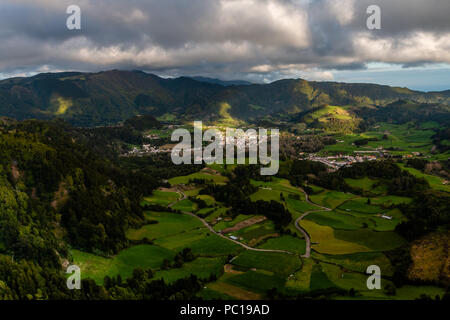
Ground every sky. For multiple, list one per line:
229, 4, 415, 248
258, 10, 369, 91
0, 0, 449, 91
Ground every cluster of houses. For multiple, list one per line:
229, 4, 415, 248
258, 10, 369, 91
308, 153, 378, 169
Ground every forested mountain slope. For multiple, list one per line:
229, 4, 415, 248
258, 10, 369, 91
1, 70, 449, 127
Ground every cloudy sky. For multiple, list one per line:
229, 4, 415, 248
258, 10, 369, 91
1, 0, 449, 91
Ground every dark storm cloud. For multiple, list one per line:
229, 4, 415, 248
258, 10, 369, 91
0, 0, 449, 81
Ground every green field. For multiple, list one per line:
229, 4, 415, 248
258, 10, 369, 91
286, 197, 318, 213
225, 270, 286, 293
250, 178, 306, 198
300, 219, 370, 254
71, 245, 175, 284
370, 195, 412, 206
322, 122, 436, 157
398, 164, 450, 193
313, 251, 394, 275
213, 214, 254, 232
141, 190, 180, 206
204, 207, 229, 223
231, 251, 302, 277
171, 199, 197, 212
309, 263, 338, 291
304, 210, 368, 230
153, 257, 226, 283
309, 190, 356, 209
168, 172, 228, 186
196, 194, 216, 206
338, 198, 383, 214
234, 220, 278, 245
250, 188, 284, 202
187, 233, 243, 256
344, 177, 378, 191
334, 229, 406, 251
126, 211, 203, 240
117, 167, 443, 299
257, 235, 306, 255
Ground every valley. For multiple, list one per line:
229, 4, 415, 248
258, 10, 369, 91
0, 71, 448, 301
71, 161, 447, 300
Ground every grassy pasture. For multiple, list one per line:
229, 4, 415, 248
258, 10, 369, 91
126, 211, 203, 240
398, 164, 450, 193
183, 188, 202, 197
304, 210, 368, 230
370, 195, 412, 206
306, 206, 403, 232
344, 177, 378, 192
197, 288, 235, 300
128, 211, 242, 256
337, 198, 383, 214
153, 257, 226, 283
322, 122, 436, 156
168, 172, 228, 186
300, 220, 370, 254
311, 261, 443, 300
312, 251, 394, 276
257, 235, 306, 255
207, 163, 236, 174
141, 190, 180, 206
319, 262, 384, 293
285, 259, 314, 293
71, 245, 175, 284
309, 190, 355, 209
309, 263, 338, 291
234, 220, 278, 245
188, 233, 243, 256
370, 208, 405, 231
196, 194, 216, 206
205, 273, 263, 300
152, 228, 208, 250
250, 188, 284, 202
213, 214, 254, 232
196, 207, 215, 216
251, 178, 306, 197
204, 207, 229, 223
334, 229, 406, 251
231, 251, 302, 277
286, 197, 318, 214
171, 199, 197, 212
225, 270, 285, 293
344, 177, 388, 196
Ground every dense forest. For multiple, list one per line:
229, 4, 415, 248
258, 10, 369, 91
0, 118, 172, 298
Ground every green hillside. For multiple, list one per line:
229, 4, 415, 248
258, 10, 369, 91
1, 70, 449, 127
297, 105, 362, 133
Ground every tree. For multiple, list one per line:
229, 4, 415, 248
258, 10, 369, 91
384, 283, 396, 296
161, 259, 172, 270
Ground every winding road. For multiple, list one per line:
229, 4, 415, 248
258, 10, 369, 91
167, 187, 331, 258
294, 188, 331, 258
169, 190, 295, 255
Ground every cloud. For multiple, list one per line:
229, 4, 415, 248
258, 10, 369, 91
0, 0, 449, 83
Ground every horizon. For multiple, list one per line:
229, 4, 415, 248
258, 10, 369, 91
2, 68, 449, 93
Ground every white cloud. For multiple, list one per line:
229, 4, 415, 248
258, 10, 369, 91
0, 0, 450, 82
353, 32, 450, 64
327, 0, 355, 25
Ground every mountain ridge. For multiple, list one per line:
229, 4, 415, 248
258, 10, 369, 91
0, 69, 449, 127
